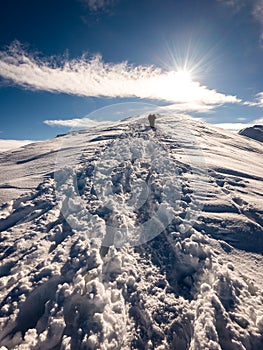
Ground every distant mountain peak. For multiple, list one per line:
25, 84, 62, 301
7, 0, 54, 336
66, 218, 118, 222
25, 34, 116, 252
239, 124, 263, 142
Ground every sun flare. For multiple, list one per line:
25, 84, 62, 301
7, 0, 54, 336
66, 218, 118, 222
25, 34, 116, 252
175, 69, 192, 83
152, 68, 196, 102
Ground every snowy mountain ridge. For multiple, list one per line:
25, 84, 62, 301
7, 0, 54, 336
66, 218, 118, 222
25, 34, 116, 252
239, 125, 263, 143
0, 114, 262, 349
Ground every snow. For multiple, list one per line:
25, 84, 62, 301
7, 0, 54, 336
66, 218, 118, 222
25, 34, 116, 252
0, 114, 262, 349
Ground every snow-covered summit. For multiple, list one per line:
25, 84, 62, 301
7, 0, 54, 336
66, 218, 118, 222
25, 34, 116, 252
239, 124, 263, 143
0, 114, 262, 349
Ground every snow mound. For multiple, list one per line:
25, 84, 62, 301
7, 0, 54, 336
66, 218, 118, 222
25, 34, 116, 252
0, 114, 262, 349
239, 124, 263, 143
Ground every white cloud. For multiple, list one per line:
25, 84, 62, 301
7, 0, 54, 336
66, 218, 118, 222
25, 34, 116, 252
159, 102, 215, 113
244, 92, 263, 107
45, 113, 263, 131
44, 102, 215, 129
80, 0, 117, 11
0, 139, 34, 152
218, 0, 263, 41
255, 92, 263, 106
252, 117, 263, 124
215, 117, 263, 133
0, 42, 241, 113
217, 0, 247, 11
43, 100, 226, 129
215, 122, 251, 133
44, 117, 104, 128
252, 0, 263, 27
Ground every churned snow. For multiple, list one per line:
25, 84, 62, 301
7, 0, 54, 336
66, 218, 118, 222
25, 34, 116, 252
0, 114, 262, 349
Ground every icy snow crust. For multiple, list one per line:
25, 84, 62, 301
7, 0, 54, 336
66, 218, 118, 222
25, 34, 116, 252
0, 114, 262, 349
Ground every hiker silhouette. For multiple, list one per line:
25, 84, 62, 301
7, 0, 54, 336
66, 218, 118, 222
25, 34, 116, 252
148, 114, 156, 129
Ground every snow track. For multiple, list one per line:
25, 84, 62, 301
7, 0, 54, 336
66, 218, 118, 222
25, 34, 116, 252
0, 114, 262, 349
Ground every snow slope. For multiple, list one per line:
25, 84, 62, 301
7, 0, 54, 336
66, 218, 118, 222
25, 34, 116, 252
0, 114, 262, 349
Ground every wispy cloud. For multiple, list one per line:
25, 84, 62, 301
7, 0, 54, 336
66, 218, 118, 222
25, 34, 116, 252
44, 117, 104, 128
45, 114, 263, 132
244, 92, 263, 106
218, 0, 263, 42
216, 117, 263, 133
252, 117, 263, 124
252, 0, 263, 38
0, 42, 241, 113
215, 122, 251, 133
217, 0, 247, 12
250, 0, 263, 43
159, 102, 215, 113
80, 0, 117, 12
44, 102, 217, 129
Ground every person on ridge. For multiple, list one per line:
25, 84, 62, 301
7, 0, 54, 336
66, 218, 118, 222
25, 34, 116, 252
148, 114, 156, 129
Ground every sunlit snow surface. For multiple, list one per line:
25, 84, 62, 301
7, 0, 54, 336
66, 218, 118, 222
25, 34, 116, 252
0, 114, 262, 349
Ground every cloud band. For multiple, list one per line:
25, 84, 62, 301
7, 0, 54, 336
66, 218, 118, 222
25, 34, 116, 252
0, 42, 241, 110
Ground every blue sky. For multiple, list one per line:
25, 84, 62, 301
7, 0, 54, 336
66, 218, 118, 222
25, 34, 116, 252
0, 0, 263, 140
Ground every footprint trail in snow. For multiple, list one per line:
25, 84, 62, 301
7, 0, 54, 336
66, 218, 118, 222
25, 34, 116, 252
0, 114, 262, 349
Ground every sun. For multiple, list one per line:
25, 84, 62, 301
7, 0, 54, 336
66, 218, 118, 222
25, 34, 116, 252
150, 64, 198, 103
153, 68, 194, 102
174, 69, 192, 83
